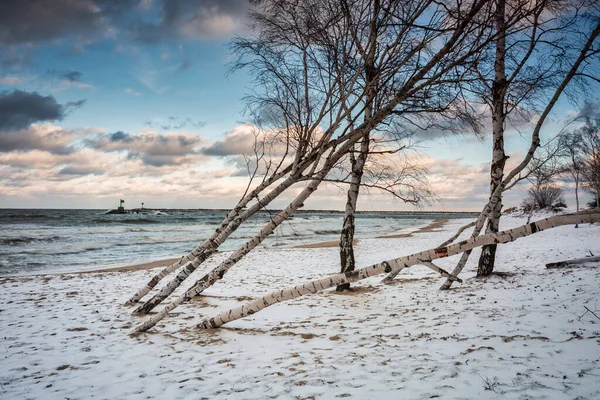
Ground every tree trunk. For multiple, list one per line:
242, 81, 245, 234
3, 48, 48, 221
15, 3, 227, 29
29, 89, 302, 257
338, 1, 378, 291
134, 175, 326, 332
477, 0, 507, 277
195, 212, 600, 329
125, 166, 293, 304
575, 176, 579, 227
132, 172, 302, 314
337, 136, 370, 291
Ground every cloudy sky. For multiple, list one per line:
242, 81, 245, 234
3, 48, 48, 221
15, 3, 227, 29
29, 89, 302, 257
0, 0, 595, 211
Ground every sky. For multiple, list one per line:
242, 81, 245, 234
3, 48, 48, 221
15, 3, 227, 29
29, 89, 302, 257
0, 0, 597, 211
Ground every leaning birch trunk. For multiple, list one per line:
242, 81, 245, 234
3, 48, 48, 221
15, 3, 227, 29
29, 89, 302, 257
338, 135, 369, 291
133, 172, 302, 314
197, 212, 600, 329
126, 166, 292, 304
478, 0, 507, 277
437, 20, 600, 290
133, 175, 326, 333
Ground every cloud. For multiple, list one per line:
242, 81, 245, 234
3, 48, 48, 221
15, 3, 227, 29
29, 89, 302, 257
577, 100, 600, 120
124, 88, 142, 96
0, 90, 86, 131
0, 76, 25, 85
58, 165, 105, 176
48, 70, 83, 83
0, 123, 79, 154
201, 125, 259, 156
0, 0, 121, 45
132, 0, 248, 42
145, 116, 204, 130
89, 130, 205, 166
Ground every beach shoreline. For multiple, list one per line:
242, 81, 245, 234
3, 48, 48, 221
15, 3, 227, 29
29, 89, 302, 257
66, 218, 451, 274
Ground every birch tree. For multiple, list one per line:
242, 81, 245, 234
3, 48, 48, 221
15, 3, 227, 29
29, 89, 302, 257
132, 0, 505, 331
435, 1, 600, 283
195, 211, 600, 329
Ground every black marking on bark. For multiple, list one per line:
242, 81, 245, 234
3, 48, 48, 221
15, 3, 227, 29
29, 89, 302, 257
434, 247, 449, 257
529, 223, 538, 233
382, 261, 392, 273
344, 270, 360, 280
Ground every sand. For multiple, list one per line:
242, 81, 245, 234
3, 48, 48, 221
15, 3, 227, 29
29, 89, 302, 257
293, 218, 449, 249
2, 213, 599, 399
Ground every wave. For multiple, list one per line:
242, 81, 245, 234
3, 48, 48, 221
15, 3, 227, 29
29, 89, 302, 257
91, 218, 160, 224
114, 238, 196, 247
0, 214, 63, 221
1, 235, 62, 245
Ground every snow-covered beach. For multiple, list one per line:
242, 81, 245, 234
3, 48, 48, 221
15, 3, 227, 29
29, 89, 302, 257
1, 214, 599, 399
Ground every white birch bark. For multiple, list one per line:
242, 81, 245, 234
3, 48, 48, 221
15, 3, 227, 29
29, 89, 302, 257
338, 136, 370, 291
196, 212, 600, 329
125, 166, 292, 304
132, 172, 302, 314
133, 176, 326, 333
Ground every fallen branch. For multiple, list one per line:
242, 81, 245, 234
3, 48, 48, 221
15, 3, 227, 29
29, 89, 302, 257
421, 261, 462, 282
583, 306, 600, 321
383, 222, 475, 284
438, 221, 477, 248
545, 255, 600, 269
195, 212, 600, 329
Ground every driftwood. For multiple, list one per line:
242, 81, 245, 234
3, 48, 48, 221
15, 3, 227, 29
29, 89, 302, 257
191, 212, 600, 330
545, 255, 600, 269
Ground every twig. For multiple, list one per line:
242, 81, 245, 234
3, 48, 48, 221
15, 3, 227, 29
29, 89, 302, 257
583, 306, 600, 321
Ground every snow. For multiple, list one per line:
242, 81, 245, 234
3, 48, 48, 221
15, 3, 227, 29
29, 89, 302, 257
1, 214, 599, 399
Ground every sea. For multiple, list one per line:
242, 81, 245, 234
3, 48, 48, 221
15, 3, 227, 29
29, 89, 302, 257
0, 209, 476, 275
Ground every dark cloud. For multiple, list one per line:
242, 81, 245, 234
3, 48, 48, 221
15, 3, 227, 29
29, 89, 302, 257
108, 131, 134, 142
0, 91, 64, 131
0, 1, 109, 45
0, 0, 248, 58
89, 131, 204, 166
47, 70, 83, 82
0, 90, 85, 153
577, 100, 600, 120
133, 0, 249, 43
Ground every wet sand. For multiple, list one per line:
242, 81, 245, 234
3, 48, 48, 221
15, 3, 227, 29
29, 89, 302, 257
294, 218, 450, 248
72, 258, 180, 274
376, 218, 449, 238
